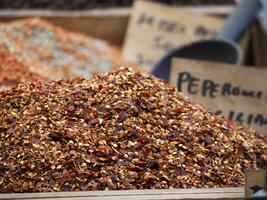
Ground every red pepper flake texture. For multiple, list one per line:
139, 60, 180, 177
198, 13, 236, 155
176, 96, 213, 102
0, 67, 266, 192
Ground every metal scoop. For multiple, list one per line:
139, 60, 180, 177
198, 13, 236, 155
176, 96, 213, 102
152, 0, 262, 82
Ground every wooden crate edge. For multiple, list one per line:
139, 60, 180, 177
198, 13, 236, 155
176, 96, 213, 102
0, 187, 244, 200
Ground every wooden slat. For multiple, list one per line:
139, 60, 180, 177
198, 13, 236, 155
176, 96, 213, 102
0, 9, 130, 17
184, 5, 234, 16
0, 187, 244, 200
0, 5, 234, 18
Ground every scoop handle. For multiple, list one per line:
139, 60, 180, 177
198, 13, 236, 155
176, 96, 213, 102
217, 0, 261, 41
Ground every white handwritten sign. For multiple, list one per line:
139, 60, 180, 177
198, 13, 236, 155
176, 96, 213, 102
122, 0, 223, 71
170, 58, 267, 135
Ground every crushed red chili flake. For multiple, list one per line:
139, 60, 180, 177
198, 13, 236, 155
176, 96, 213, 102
0, 67, 266, 192
0, 18, 130, 80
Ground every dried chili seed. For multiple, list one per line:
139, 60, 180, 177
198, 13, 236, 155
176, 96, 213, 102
0, 67, 266, 193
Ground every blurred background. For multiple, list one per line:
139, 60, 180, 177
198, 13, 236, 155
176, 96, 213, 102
0, 0, 235, 9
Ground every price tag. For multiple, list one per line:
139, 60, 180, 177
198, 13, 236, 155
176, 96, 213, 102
122, 0, 223, 71
170, 58, 267, 134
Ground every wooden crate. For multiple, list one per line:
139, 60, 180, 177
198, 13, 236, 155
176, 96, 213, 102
0, 6, 253, 200
0, 187, 244, 200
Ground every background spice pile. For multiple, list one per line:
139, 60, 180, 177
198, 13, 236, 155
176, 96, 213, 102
0, 68, 266, 192
0, 51, 46, 91
0, 18, 126, 80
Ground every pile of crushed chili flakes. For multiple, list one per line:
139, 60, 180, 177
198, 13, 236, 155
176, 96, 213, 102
0, 68, 266, 192
0, 18, 128, 79
0, 51, 46, 91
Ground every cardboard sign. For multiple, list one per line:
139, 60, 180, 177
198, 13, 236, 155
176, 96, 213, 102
245, 170, 266, 197
122, 0, 223, 71
170, 58, 267, 135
